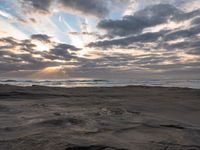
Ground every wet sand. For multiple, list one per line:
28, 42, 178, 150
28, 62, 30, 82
0, 84, 200, 150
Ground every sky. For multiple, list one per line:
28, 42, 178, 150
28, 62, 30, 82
0, 0, 200, 79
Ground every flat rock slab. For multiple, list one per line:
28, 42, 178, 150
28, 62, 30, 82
0, 85, 200, 150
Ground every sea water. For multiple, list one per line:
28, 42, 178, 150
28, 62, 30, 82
0, 79, 200, 89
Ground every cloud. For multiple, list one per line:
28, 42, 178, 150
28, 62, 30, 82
19, 0, 128, 17
175, 0, 200, 12
0, 35, 81, 74
84, 3, 200, 79
88, 30, 167, 48
127, 0, 200, 13
67, 51, 200, 79
49, 43, 81, 60
191, 17, 200, 25
59, 0, 109, 17
89, 3, 200, 52
164, 25, 200, 41
31, 34, 51, 43
1, 1, 200, 79
97, 3, 200, 37
98, 4, 181, 37
20, 0, 52, 14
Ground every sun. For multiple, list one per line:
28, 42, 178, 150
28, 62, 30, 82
32, 40, 50, 52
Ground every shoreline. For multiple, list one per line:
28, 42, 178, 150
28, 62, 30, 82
0, 84, 200, 150
0, 83, 199, 90
1, 79, 200, 90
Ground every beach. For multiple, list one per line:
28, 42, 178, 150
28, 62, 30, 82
0, 84, 200, 150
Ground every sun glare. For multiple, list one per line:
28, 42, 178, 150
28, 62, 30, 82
32, 41, 50, 52
41, 66, 63, 74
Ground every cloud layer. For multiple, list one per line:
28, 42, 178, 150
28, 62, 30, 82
0, 0, 200, 79
19, 0, 129, 17
89, 3, 200, 55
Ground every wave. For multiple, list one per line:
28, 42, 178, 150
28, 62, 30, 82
0, 79, 200, 89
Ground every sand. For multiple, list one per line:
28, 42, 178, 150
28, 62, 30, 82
0, 84, 200, 150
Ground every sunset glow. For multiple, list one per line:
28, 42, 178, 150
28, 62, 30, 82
0, 0, 200, 79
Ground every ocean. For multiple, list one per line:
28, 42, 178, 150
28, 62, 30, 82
0, 79, 200, 89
